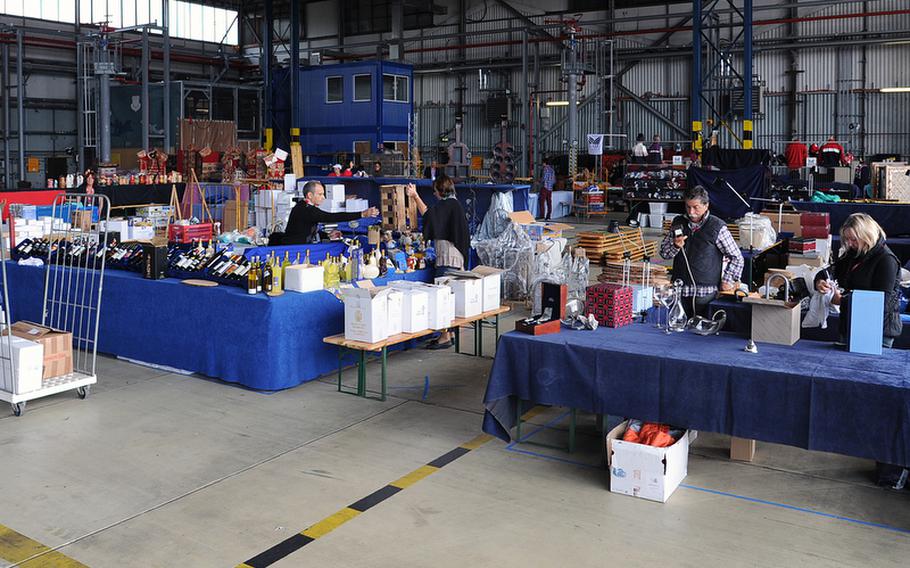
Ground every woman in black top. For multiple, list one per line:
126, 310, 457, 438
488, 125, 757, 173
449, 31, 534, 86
814, 213, 902, 347
278, 181, 378, 245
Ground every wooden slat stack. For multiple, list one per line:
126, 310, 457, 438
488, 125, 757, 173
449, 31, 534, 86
598, 261, 671, 287
379, 184, 419, 231
576, 228, 659, 265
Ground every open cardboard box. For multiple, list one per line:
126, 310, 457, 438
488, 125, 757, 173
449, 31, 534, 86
509, 211, 574, 239
606, 420, 697, 503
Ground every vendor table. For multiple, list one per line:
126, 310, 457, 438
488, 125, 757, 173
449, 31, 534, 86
323, 305, 510, 401
791, 201, 910, 237
483, 324, 910, 467
5, 259, 433, 391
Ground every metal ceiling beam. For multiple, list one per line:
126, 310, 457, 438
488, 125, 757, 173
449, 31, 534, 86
617, 84, 689, 138
490, 0, 557, 41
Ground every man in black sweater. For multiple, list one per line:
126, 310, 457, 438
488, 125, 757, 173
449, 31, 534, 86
279, 181, 378, 245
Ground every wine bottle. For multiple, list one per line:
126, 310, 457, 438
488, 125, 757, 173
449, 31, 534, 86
263, 258, 273, 293
281, 251, 291, 284
255, 257, 262, 293
247, 260, 257, 294
294, 252, 300, 265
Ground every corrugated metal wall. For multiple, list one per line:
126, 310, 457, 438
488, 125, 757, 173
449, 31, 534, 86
411, 0, 910, 167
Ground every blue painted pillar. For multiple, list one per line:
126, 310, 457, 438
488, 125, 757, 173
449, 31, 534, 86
743, 0, 754, 149
691, 0, 703, 153
263, 0, 274, 150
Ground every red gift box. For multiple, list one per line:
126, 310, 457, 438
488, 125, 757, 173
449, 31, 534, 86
800, 212, 830, 226
800, 225, 830, 239
788, 237, 816, 253
168, 223, 214, 244
585, 283, 634, 328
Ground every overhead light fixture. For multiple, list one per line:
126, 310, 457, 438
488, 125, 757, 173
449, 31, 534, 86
880, 87, 910, 93
545, 100, 569, 107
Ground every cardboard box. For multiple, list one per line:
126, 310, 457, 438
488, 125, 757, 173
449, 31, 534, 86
846, 290, 884, 355
788, 253, 826, 267
222, 200, 249, 232
325, 184, 345, 203
800, 212, 830, 226
130, 225, 156, 241
9, 321, 73, 379
508, 211, 574, 241
0, 335, 44, 394
435, 275, 482, 318
472, 265, 503, 312
386, 290, 404, 336
730, 437, 756, 462
420, 283, 455, 330
72, 210, 93, 232
400, 289, 429, 333
606, 421, 694, 503
775, 212, 802, 236
319, 200, 345, 213
285, 264, 325, 293
105, 219, 130, 239
342, 286, 392, 344
800, 225, 830, 239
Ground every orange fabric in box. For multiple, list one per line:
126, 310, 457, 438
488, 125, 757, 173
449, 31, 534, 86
9, 321, 73, 379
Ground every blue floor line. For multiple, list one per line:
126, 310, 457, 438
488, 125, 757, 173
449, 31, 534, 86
680, 484, 910, 535
503, 411, 910, 536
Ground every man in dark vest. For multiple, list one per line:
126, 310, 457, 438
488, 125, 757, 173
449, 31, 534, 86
660, 185, 744, 318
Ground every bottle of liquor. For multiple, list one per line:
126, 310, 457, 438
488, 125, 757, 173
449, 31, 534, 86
255, 257, 262, 293
272, 256, 282, 292
247, 259, 257, 294
294, 252, 301, 265
304, 249, 310, 266
281, 251, 291, 285
262, 256, 273, 293
379, 250, 388, 278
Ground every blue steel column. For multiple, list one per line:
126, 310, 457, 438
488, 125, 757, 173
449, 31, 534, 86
291, 0, 300, 132
691, 0, 702, 153
262, 0, 274, 149
743, 0, 754, 148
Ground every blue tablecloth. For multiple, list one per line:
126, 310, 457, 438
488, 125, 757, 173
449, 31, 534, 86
791, 201, 910, 237
5, 261, 433, 391
242, 243, 347, 263
483, 324, 910, 466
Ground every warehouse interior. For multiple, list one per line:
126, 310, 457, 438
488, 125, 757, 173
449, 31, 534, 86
0, 1, 908, 567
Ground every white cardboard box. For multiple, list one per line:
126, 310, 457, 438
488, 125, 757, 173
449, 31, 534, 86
129, 225, 156, 241
401, 289, 429, 333
420, 283, 455, 330
319, 200, 345, 213
0, 335, 44, 394
346, 198, 369, 213
435, 276, 482, 318
342, 286, 391, 343
386, 290, 403, 336
606, 421, 695, 503
630, 284, 654, 313
284, 264, 325, 293
472, 265, 504, 312
325, 184, 345, 203
105, 219, 130, 237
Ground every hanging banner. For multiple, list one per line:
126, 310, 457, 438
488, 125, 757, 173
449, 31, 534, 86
586, 134, 605, 155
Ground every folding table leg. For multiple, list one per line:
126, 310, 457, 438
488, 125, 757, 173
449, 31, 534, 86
474, 321, 481, 357
495, 314, 500, 347
380, 347, 388, 401
455, 327, 461, 353
515, 399, 523, 441
568, 409, 577, 453
478, 318, 485, 357
357, 350, 366, 397
337, 348, 343, 392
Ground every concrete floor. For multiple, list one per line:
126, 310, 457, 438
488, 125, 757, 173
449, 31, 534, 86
1, 215, 909, 567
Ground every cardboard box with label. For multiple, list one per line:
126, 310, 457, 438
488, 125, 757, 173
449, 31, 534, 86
342, 286, 391, 344
472, 265, 504, 312
419, 283, 455, 330
284, 264, 325, 293
9, 321, 73, 379
606, 421, 696, 503
386, 289, 404, 336
774, 212, 802, 236
0, 335, 44, 394
435, 275, 482, 319
400, 289, 429, 333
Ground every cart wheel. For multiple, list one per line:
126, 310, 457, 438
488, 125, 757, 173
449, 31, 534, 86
76, 386, 89, 399
11, 402, 25, 417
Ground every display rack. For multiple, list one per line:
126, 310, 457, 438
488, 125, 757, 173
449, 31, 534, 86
0, 193, 109, 416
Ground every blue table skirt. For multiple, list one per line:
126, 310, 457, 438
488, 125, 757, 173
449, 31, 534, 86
791, 201, 910, 237
5, 261, 433, 391
483, 324, 910, 467
242, 243, 347, 263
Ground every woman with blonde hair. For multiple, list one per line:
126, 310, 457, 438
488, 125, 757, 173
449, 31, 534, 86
814, 212, 902, 347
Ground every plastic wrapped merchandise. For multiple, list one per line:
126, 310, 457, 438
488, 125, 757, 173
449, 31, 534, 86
736, 213, 777, 250
529, 238, 568, 314
473, 216, 535, 301
563, 249, 590, 304
474, 206, 513, 243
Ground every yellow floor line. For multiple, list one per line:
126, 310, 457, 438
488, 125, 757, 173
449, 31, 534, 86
390, 465, 439, 489
301, 507, 361, 539
0, 524, 89, 568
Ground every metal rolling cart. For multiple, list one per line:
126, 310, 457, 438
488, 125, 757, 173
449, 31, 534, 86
0, 193, 110, 416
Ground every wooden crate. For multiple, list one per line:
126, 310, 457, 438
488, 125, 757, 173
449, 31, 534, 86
379, 184, 419, 231
576, 227, 659, 265
598, 261, 671, 287
881, 165, 910, 202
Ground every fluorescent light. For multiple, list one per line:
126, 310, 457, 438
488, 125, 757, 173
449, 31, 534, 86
880, 87, 910, 93
545, 100, 569, 106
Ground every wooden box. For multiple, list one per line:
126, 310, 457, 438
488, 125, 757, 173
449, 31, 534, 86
379, 185, 419, 231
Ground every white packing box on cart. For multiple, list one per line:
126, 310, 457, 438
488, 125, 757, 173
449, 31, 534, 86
0, 335, 44, 394
400, 289, 429, 333
284, 264, 325, 294
386, 289, 404, 336
342, 285, 392, 344
606, 420, 696, 503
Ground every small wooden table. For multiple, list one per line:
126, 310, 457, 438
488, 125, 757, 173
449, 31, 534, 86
323, 305, 511, 401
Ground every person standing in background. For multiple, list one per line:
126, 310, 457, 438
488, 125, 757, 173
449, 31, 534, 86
784, 135, 808, 173
539, 158, 555, 221
647, 134, 663, 164
424, 159, 440, 180
631, 134, 648, 164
